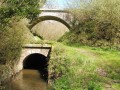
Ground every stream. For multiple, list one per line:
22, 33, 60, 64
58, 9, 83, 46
7, 69, 47, 90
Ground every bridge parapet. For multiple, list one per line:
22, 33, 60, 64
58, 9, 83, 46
40, 9, 70, 13
39, 9, 72, 24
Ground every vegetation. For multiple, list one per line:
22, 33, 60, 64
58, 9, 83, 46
60, 0, 120, 49
52, 0, 120, 89
0, 0, 46, 87
0, 0, 120, 90
49, 42, 120, 90
0, 0, 45, 63
0, 0, 46, 24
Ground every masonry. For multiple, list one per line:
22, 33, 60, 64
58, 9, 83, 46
28, 9, 73, 30
15, 44, 52, 75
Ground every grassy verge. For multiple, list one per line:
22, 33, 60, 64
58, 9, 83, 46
49, 42, 120, 90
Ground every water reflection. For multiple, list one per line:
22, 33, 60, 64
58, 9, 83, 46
9, 70, 47, 90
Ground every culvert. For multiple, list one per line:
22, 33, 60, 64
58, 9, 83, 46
23, 53, 49, 81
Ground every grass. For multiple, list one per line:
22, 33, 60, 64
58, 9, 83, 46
48, 42, 120, 90
0, 38, 119, 90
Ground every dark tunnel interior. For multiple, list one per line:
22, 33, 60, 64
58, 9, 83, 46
23, 53, 49, 81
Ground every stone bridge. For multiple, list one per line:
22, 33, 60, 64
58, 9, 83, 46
16, 44, 52, 74
28, 9, 73, 30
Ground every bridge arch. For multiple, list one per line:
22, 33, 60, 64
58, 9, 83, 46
28, 15, 71, 29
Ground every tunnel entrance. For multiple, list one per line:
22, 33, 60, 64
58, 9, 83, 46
23, 53, 48, 81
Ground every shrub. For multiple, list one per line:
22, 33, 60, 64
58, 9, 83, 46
63, 0, 120, 49
0, 17, 24, 64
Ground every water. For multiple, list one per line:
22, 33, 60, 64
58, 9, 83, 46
8, 70, 47, 90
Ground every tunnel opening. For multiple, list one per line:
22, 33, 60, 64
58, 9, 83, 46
23, 53, 49, 81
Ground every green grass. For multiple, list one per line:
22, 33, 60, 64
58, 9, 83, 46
49, 42, 120, 90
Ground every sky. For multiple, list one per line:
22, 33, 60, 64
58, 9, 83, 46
52, 0, 67, 9
42, 0, 70, 9
42, 0, 90, 10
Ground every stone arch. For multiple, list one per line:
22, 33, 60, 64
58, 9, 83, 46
23, 53, 48, 81
28, 15, 71, 29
